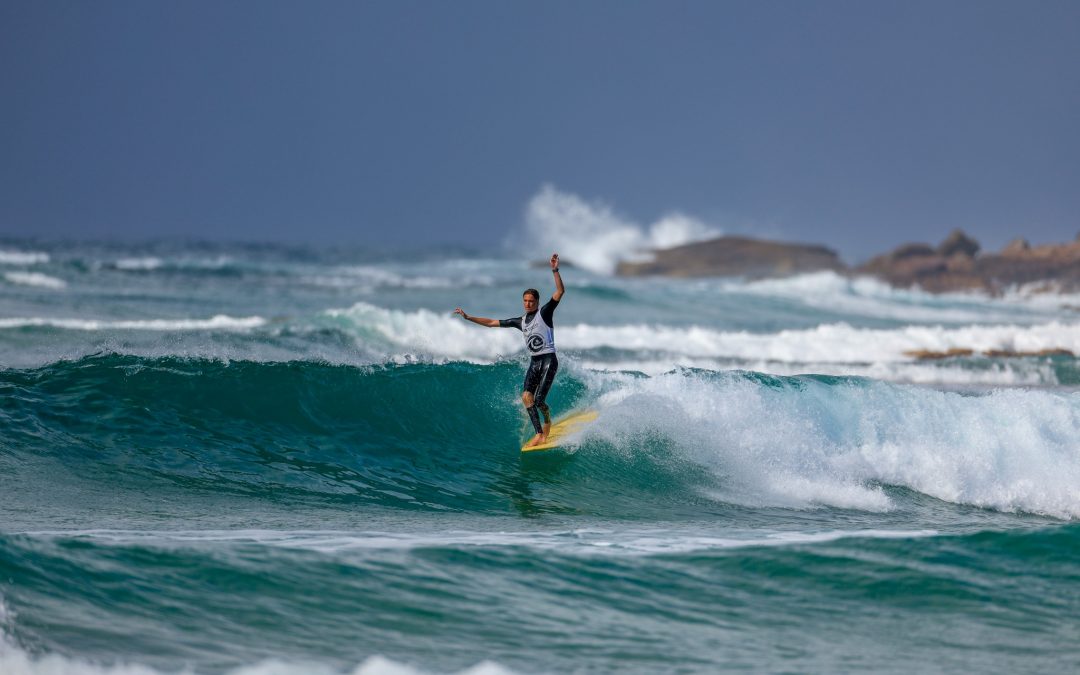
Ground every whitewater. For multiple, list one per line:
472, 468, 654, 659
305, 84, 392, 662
2, 237, 1080, 674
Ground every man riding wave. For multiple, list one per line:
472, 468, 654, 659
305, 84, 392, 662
454, 253, 565, 447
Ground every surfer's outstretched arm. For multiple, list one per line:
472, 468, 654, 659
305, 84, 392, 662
550, 253, 564, 301
453, 308, 499, 327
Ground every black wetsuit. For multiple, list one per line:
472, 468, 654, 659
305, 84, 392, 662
500, 298, 559, 434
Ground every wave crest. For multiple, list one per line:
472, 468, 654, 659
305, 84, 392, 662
585, 369, 1080, 517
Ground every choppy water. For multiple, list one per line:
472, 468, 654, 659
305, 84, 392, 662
2, 239, 1080, 673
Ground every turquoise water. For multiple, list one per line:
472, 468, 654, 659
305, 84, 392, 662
2, 240, 1080, 673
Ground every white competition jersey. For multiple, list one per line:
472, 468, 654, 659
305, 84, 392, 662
522, 311, 556, 356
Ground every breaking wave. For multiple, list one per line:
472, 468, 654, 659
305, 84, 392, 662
4, 355, 1080, 518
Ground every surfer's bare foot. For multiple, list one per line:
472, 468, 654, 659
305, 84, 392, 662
542, 422, 551, 437
526, 433, 547, 447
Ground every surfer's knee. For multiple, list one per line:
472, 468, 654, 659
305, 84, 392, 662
521, 391, 534, 407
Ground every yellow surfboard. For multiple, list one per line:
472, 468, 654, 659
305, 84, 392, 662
521, 410, 599, 453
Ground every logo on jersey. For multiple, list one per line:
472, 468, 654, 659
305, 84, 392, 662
527, 335, 545, 352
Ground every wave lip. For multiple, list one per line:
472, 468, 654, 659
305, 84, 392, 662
0, 315, 266, 331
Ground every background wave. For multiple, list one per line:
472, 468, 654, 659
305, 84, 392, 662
2, 524, 1079, 674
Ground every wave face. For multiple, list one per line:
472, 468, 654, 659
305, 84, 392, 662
5, 356, 1080, 519
3, 240, 1080, 673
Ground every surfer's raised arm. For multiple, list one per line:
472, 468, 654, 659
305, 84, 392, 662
453, 308, 499, 327
550, 253, 564, 301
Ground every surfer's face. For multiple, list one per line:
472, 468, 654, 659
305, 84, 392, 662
522, 293, 538, 313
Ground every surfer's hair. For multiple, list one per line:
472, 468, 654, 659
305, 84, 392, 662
523, 289, 540, 301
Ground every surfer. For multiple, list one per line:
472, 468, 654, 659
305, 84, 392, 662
455, 253, 564, 448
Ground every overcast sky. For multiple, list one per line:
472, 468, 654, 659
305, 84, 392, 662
1, 0, 1077, 262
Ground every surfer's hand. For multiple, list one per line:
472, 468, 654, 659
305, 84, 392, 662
453, 308, 468, 320
550, 253, 559, 270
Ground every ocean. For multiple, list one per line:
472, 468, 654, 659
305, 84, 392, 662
1, 238, 1079, 674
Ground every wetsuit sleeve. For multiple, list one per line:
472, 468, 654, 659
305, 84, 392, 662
499, 317, 523, 330
540, 298, 559, 326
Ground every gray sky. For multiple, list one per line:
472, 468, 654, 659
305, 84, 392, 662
2, 0, 1078, 262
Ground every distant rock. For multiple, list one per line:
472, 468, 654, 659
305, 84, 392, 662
614, 236, 846, 279
858, 237, 976, 292
983, 348, 1075, 358
905, 347, 1074, 360
890, 243, 937, 260
857, 230, 1080, 294
903, 348, 974, 360
609, 228, 1080, 294
1001, 238, 1030, 256
937, 229, 980, 258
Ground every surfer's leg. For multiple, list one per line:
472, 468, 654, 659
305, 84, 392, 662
537, 402, 551, 438
525, 400, 542, 434
521, 390, 543, 445
533, 354, 558, 438
534, 355, 558, 408
522, 362, 544, 442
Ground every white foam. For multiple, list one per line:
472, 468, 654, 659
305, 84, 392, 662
114, 257, 164, 271
0, 636, 515, 675
19, 527, 941, 556
4, 272, 67, 290
0, 315, 266, 331
0, 250, 49, 265
732, 271, 1052, 323
327, 302, 1080, 367
578, 357, 1059, 386
0, 627, 169, 675
566, 320, 1080, 363
175, 255, 233, 270
105, 256, 236, 272
323, 303, 521, 360
303, 265, 494, 292
519, 185, 720, 275
1001, 280, 1080, 309
584, 369, 1080, 518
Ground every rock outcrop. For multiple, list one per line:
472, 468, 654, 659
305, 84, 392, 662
611, 228, 1080, 294
905, 347, 1074, 360
937, 229, 980, 258
615, 236, 845, 279
857, 230, 1080, 294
